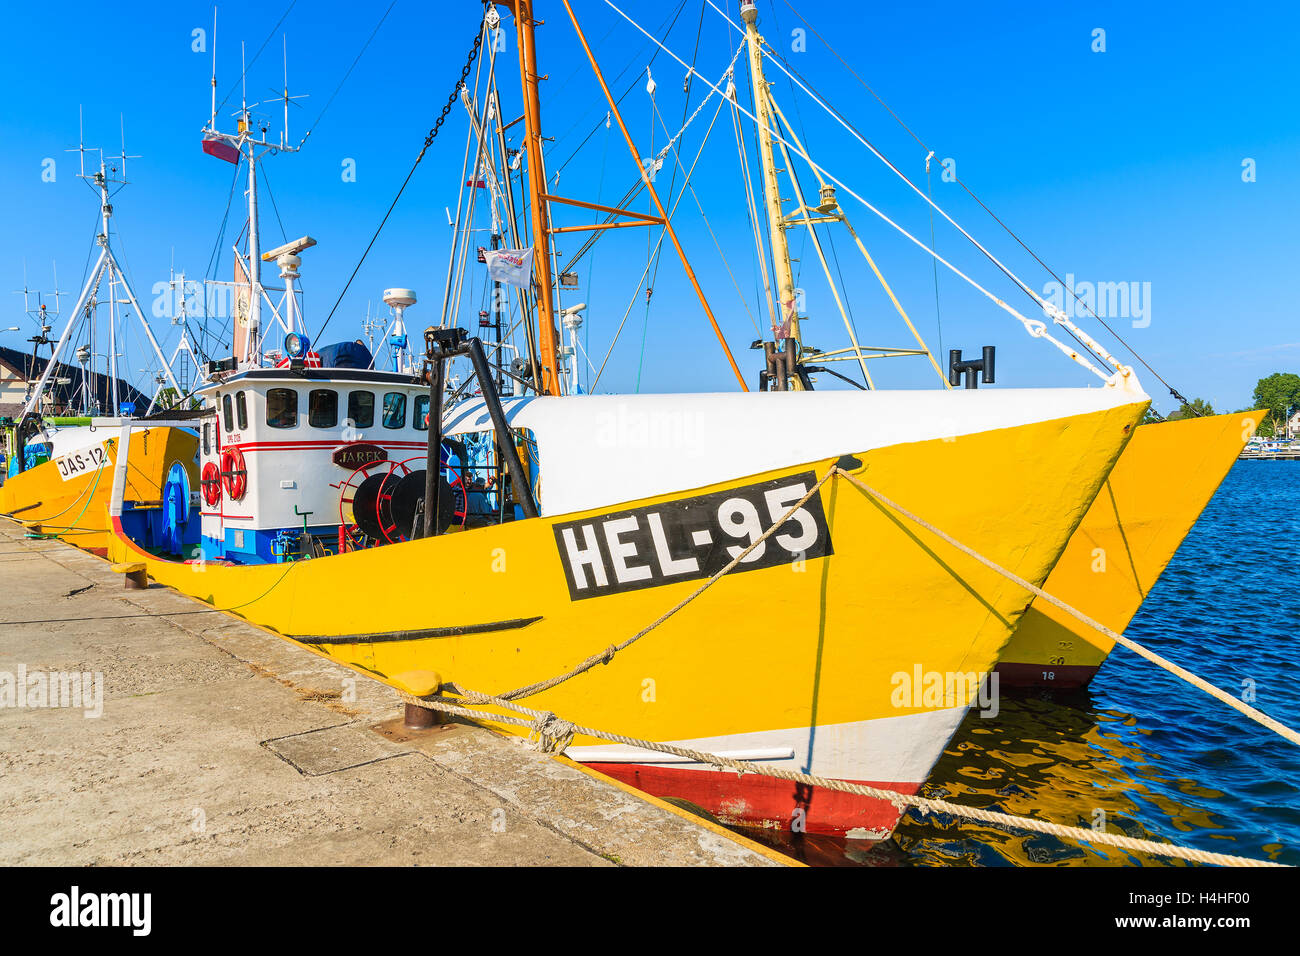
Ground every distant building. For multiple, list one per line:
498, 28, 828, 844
0, 344, 149, 419
1287, 410, 1300, 441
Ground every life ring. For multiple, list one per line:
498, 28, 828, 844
201, 461, 223, 507
220, 446, 248, 501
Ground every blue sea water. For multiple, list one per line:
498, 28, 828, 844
750, 461, 1300, 866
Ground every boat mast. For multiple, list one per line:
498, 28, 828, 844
20, 130, 181, 419
498, 0, 561, 395
202, 24, 304, 370
245, 117, 263, 365
741, 0, 803, 390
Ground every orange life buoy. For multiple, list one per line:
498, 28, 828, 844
201, 461, 223, 507
220, 447, 248, 501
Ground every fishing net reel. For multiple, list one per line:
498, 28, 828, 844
336, 447, 467, 548
160, 461, 193, 555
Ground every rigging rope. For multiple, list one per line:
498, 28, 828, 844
772, 0, 1196, 410
296, 0, 397, 149
602, 0, 1122, 385
730, 76, 779, 335
314, 26, 483, 344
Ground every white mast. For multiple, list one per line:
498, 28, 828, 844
21, 123, 181, 418
201, 29, 306, 369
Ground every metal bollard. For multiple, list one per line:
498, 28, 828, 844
404, 703, 440, 729
393, 670, 446, 730
112, 562, 148, 589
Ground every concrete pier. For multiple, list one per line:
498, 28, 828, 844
0, 523, 788, 867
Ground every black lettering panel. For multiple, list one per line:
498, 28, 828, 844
553, 471, 833, 601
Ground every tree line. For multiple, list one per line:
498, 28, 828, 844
1142, 372, 1300, 438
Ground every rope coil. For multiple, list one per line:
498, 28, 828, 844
527, 712, 576, 754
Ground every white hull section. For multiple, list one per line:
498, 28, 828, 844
445, 381, 1146, 516
567, 705, 969, 785
42, 420, 127, 457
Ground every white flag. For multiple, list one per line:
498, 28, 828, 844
483, 248, 535, 289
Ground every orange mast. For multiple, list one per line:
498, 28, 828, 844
560, 0, 748, 391
493, 0, 749, 393
496, 0, 561, 395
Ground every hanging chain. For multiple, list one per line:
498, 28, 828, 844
315, 27, 484, 344
418, 30, 484, 161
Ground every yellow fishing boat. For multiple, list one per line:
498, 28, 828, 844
106, 370, 1148, 836
103, 0, 1159, 839
1, 423, 199, 556
996, 410, 1262, 689
1, 122, 202, 556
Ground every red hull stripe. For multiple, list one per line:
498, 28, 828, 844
994, 661, 1100, 690
585, 763, 920, 838
219, 440, 429, 452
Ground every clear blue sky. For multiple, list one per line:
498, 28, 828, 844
1, 0, 1296, 414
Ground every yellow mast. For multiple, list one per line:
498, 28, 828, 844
742, 0, 803, 389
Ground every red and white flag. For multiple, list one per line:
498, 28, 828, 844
202, 133, 240, 164
274, 352, 323, 369
482, 248, 534, 289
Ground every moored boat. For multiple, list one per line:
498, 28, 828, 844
996, 410, 1264, 689
0, 418, 197, 556
0, 132, 201, 553
103, 0, 1156, 838
108, 363, 1147, 835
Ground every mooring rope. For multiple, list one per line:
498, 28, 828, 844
391, 462, 1295, 867
495, 467, 837, 701
400, 687, 1282, 867
833, 468, 1300, 750
17, 446, 107, 525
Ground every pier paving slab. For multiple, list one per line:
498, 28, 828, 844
0, 524, 786, 867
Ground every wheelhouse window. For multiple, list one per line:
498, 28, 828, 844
382, 392, 407, 429
235, 391, 249, 430
348, 390, 375, 429
309, 389, 339, 428
266, 388, 299, 428
414, 394, 430, 431
203, 422, 212, 456
222, 394, 234, 432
